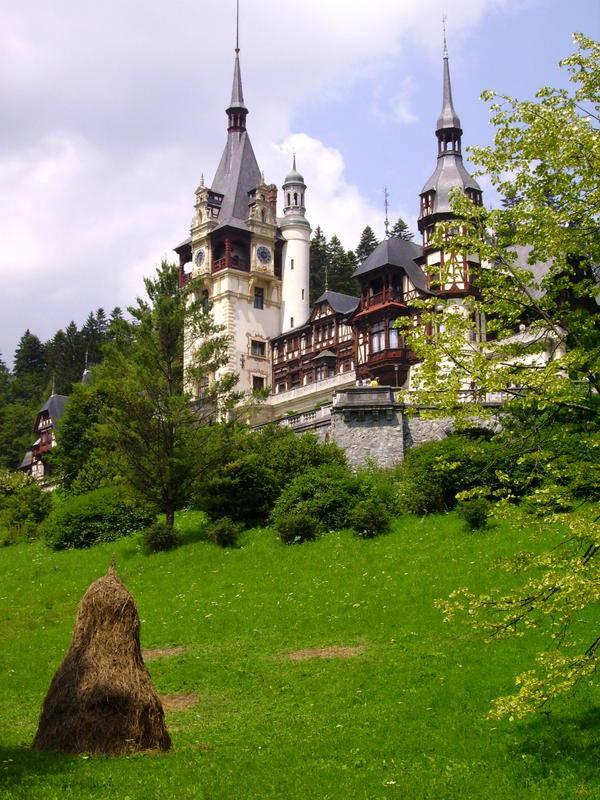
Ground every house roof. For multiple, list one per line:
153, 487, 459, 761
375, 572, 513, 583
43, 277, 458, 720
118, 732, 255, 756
211, 131, 262, 229
37, 394, 69, 427
353, 238, 430, 292
313, 290, 360, 315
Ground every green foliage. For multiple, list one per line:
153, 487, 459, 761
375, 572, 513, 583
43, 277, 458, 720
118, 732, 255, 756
142, 521, 182, 553
0, 468, 52, 545
208, 516, 244, 548
270, 463, 360, 543
41, 486, 155, 549
96, 262, 241, 528
347, 497, 393, 539
389, 217, 415, 240
309, 226, 360, 302
456, 498, 490, 530
398, 435, 498, 515
426, 35, 600, 718
355, 225, 379, 263
192, 424, 347, 526
348, 463, 402, 538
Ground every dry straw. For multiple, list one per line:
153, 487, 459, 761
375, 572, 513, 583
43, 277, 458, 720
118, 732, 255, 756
32, 561, 171, 755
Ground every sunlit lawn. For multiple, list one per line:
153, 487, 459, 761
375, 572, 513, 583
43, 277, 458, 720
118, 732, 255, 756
1, 512, 599, 799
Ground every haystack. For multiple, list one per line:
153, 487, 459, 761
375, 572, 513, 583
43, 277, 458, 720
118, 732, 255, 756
32, 563, 171, 754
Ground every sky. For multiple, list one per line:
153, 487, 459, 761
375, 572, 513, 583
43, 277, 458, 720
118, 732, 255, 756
1, 0, 598, 366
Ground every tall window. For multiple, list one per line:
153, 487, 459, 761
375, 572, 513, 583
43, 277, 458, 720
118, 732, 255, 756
371, 321, 385, 353
389, 319, 403, 349
254, 287, 264, 309
251, 339, 266, 357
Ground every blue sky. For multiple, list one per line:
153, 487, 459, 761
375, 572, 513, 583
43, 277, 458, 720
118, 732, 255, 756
0, 0, 598, 366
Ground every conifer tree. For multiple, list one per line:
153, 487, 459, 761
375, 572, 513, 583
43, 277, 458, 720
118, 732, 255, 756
327, 236, 359, 297
389, 217, 415, 241
309, 226, 329, 304
355, 226, 379, 264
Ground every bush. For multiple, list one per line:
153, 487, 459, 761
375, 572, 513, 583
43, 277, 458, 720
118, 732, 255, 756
208, 516, 244, 548
0, 469, 52, 546
191, 424, 347, 527
275, 512, 320, 545
41, 486, 155, 550
398, 435, 499, 515
270, 464, 360, 544
456, 498, 490, 530
348, 497, 393, 539
142, 522, 182, 553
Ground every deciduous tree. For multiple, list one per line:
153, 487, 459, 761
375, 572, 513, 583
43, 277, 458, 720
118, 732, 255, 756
405, 33, 600, 718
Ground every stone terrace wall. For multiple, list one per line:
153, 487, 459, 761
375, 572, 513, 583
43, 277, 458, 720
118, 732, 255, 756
330, 388, 404, 469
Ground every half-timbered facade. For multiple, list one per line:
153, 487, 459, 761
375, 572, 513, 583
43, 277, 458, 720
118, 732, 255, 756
350, 239, 432, 387
271, 291, 358, 394
417, 40, 483, 301
20, 393, 69, 484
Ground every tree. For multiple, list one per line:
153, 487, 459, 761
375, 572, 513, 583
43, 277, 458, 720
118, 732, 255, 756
309, 226, 329, 304
96, 262, 239, 528
389, 217, 414, 241
355, 225, 379, 264
405, 34, 600, 718
327, 236, 359, 296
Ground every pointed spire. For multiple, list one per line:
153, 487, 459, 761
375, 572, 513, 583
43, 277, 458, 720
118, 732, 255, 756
226, 0, 248, 132
437, 28, 461, 133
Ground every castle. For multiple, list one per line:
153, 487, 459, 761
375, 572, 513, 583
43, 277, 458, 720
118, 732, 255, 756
176, 33, 484, 424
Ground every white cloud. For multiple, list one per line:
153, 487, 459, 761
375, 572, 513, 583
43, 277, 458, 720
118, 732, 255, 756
0, 0, 556, 361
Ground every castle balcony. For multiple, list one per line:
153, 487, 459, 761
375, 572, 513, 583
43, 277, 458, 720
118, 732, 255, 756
212, 255, 249, 273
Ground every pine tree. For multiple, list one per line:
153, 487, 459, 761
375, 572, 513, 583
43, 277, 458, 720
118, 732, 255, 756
355, 226, 379, 264
389, 217, 415, 241
309, 226, 329, 304
97, 262, 239, 528
327, 236, 359, 297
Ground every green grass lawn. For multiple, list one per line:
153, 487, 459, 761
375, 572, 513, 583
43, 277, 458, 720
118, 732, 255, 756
1, 513, 599, 799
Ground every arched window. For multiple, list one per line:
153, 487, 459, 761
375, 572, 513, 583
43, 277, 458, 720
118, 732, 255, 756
287, 193, 291, 206
293, 192, 298, 205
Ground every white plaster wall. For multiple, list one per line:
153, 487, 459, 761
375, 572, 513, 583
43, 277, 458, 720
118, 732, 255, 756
281, 226, 310, 333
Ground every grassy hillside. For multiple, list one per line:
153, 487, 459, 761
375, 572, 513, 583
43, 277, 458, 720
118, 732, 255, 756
1, 513, 599, 799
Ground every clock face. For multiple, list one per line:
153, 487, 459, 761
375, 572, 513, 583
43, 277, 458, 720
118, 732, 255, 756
194, 247, 206, 267
257, 245, 271, 264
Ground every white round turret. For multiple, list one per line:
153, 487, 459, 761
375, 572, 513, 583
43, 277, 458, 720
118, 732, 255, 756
281, 156, 310, 333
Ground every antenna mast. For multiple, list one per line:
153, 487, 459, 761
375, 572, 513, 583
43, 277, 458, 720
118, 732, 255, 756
442, 13, 448, 57
384, 185, 390, 238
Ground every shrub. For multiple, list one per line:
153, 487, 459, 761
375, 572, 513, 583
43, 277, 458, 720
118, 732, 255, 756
456, 498, 490, 530
208, 516, 244, 548
398, 435, 499, 515
270, 464, 359, 544
0, 468, 52, 546
191, 424, 347, 527
142, 522, 182, 553
41, 487, 155, 550
275, 511, 320, 545
348, 497, 393, 539
195, 454, 277, 526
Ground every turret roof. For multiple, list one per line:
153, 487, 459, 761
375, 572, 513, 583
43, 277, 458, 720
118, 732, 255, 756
353, 238, 429, 292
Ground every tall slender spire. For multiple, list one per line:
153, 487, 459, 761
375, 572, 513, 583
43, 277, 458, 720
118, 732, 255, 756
437, 28, 461, 134
227, 0, 248, 132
